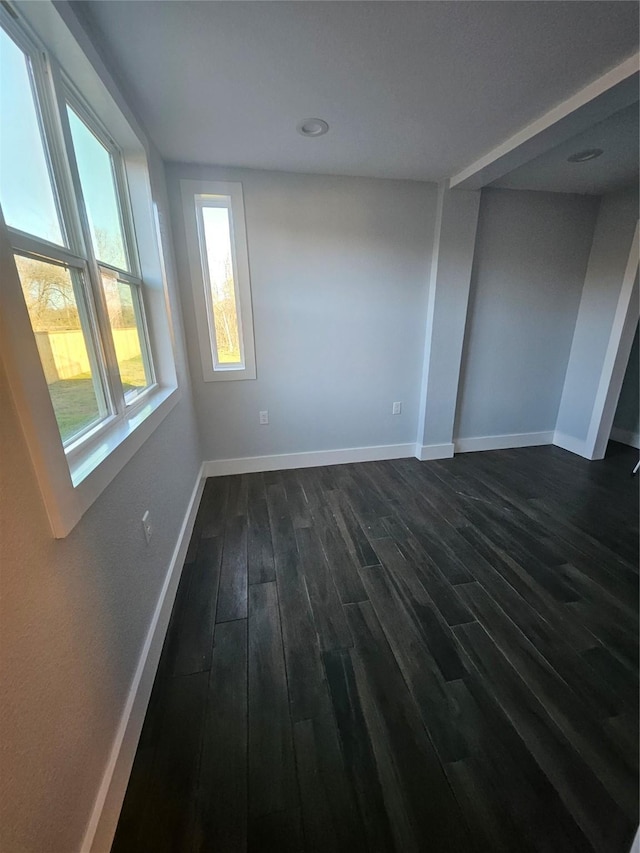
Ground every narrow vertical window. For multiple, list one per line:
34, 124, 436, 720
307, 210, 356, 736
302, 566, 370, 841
181, 180, 256, 381
200, 202, 242, 366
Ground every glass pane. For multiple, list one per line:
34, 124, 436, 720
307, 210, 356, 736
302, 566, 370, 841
67, 105, 129, 270
15, 255, 106, 444
0, 29, 64, 244
201, 205, 242, 365
101, 271, 151, 400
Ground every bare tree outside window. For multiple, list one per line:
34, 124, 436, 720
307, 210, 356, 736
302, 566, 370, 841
202, 204, 242, 364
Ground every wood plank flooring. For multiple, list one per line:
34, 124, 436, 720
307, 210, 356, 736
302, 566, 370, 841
112, 442, 639, 853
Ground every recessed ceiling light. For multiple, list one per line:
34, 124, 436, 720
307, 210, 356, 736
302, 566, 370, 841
567, 148, 604, 163
297, 118, 329, 137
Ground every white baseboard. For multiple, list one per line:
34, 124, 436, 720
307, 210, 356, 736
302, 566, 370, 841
610, 426, 640, 449
454, 431, 553, 454
81, 465, 206, 853
552, 430, 590, 458
203, 443, 415, 476
415, 442, 455, 461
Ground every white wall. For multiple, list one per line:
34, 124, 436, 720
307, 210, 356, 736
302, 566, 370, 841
455, 188, 599, 441
0, 50, 202, 853
167, 164, 437, 462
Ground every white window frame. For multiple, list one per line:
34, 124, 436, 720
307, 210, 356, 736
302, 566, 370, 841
181, 179, 256, 381
65, 88, 157, 419
0, 2, 180, 537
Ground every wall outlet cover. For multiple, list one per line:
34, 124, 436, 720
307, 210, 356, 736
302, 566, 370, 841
142, 511, 152, 545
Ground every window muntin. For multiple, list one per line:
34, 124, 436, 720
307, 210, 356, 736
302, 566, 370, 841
0, 27, 64, 246
198, 200, 243, 367
14, 253, 108, 444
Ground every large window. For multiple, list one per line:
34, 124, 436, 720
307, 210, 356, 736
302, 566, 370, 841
181, 180, 256, 381
1, 22, 155, 451
0, 4, 178, 536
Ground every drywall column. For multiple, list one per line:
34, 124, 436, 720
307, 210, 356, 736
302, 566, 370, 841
415, 183, 481, 459
611, 324, 640, 449
555, 188, 639, 459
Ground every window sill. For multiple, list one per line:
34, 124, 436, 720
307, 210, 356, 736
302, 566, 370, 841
203, 364, 257, 382
71, 385, 178, 486
54, 384, 180, 538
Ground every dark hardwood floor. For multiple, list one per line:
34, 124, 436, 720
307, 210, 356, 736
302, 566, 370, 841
112, 442, 639, 853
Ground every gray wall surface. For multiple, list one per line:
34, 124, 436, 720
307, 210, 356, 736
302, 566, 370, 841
0, 145, 202, 853
613, 322, 639, 438
168, 164, 437, 460
455, 188, 599, 439
555, 187, 639, 443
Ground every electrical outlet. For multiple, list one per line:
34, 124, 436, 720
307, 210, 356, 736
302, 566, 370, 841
142, 510, 153, 545
392, 401, 402, 415
259, 410, 269, 425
